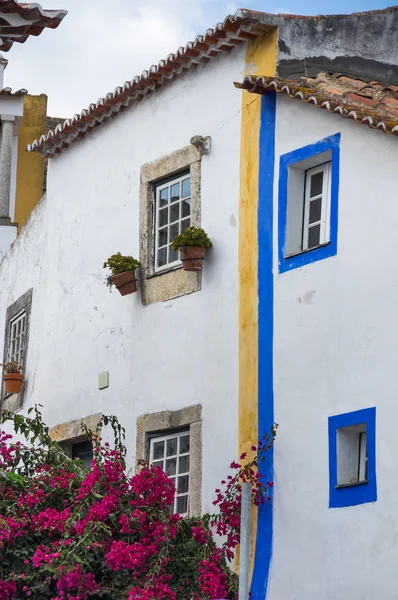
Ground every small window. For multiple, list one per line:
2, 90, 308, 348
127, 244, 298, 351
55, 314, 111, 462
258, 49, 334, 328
72, 440, 93, 470
278, 133, 340, 273
302, 162, 331, 251
336, 423, 367, 487
155, 173, 191, 271
149, 430, 190, 515
328, 407, 376, 508
8, 310, 27, 365
2, 289, 33, 408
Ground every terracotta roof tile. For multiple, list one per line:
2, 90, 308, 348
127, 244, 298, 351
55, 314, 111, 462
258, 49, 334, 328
0, 1, 66, 51
235, 72, 398, 136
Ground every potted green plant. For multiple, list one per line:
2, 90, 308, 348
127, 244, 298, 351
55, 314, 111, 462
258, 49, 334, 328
1, 361, 23, 394
171, 226, 212, 272
103, 253, 140, 296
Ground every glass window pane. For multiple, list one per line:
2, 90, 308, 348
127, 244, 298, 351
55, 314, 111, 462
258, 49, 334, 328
309, 197, 322, 224
153, 440, 165, 460
158, 227, 168, 248
180, 218, 190, 234
170, 183, 180, 203
181, 199, 191, 218
72, 441, 93, 470
307, 224, 321, 249
166, 458, 177, 476
170, 221, 179, 240
159, 188, 169, 207
168, 247, 179, 264
170, 203, 179, 223
178, 455, 190, 474
177, 475, 189, 494
166, 438, 178, 457
152, 460, 163, 469
180, 435, 190, 454
182, 178, 191, 198
310, 171, 323, 197
176, 495, 188, 514
158, 208, 168, 228
157, 248, 167, 267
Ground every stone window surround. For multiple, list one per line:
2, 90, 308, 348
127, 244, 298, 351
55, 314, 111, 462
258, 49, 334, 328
1, 288, 33, 412
136, 404, 202, 517
139, 138, 210, 306
50, 413, 102, 457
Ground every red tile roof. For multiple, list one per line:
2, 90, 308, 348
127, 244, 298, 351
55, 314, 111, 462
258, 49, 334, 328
27, 10, 274, 158
0, 0, 67, 51
235, 72, 398, 136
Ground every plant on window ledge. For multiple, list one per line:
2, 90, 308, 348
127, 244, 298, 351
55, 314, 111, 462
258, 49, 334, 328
1, 361, 23, 394
171, 226, 212, 272
103, 253, 140, 296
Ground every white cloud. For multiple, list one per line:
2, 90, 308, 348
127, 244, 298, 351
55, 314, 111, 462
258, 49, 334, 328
3, 0, 245, 117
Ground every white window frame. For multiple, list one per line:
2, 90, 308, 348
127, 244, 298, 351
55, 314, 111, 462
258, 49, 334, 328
149, 430, 190, 515
358, 431, 367, 482
8, 310, 26, 365
302, 161, 331, 251
154, 173, 191, 273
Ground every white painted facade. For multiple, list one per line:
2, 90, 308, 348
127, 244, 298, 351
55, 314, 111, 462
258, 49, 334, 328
270, 94, 398, 599
0, 48, 245, 514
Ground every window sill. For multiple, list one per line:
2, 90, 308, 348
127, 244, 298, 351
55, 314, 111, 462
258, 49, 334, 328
140, 266, 201, 306
284, 241, 331, 260
335, 480, 368, 489
145, 264, 182, 280
280, 238, 336, 274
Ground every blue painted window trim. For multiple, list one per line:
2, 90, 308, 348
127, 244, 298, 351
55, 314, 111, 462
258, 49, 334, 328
251, 92, 276, 599
328, 407, 377, 508
278, 133, 341, 273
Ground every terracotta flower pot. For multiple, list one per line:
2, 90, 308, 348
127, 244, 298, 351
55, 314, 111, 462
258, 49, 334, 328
109, 271, 137, 296
179, 246, 206, 271
4, 373, 23, 394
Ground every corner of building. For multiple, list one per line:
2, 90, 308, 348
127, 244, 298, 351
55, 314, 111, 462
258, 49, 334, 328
238, 25, 278, 595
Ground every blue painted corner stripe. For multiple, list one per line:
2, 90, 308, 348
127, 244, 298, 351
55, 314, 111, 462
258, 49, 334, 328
251, 92, 276, 600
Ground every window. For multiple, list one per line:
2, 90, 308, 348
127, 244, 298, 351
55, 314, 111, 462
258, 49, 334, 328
302, 162, 331, 251
155, 173, 191, 271
150, 430, 190, 515
136, 404, 202, 516
72, 440, 93, 470
2, 289, 33, 409
8, 310, 27, 365
328, 407, 376, 508
278, 133, 340, 273
139, 142, 205, 305
336, 423, 367, 486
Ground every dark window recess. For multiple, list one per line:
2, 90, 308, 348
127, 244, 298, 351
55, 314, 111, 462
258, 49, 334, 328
72, 441, 93, 469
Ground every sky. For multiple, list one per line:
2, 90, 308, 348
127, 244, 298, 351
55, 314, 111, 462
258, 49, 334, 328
4, 0, 395, 118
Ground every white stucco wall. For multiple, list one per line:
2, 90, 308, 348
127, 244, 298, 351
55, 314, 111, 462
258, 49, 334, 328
270, 95, 398, 599
0, 48, 245, 514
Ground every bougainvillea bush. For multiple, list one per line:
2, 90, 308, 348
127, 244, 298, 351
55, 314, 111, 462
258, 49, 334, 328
0, 407, 277, 600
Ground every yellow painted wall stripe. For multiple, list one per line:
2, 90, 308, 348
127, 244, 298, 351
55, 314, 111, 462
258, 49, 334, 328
238, 28, 278, 583
15, 94, 47, 231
